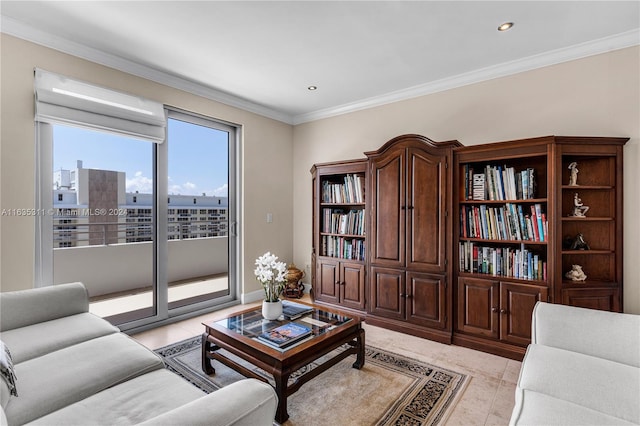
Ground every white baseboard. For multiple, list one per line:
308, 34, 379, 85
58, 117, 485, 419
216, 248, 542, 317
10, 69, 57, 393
241, 289, 264, 304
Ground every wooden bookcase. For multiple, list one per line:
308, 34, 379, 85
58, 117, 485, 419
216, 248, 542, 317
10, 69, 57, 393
311, 160, 367, 313
310, 134, 627, 360
452, 136, 627, 359
554, 137, 627, 312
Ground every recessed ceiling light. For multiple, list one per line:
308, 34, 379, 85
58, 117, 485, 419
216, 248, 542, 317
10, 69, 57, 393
308, 85, 318, 91
498, 22, 514, 32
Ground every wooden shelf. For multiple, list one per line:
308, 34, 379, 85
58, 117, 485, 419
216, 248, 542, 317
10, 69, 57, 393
459, 237, 547, 245
459, 198, 547, 204
320, 232, 365, 238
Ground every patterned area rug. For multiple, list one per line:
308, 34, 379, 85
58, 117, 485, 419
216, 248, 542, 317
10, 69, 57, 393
156, 336, 468, 426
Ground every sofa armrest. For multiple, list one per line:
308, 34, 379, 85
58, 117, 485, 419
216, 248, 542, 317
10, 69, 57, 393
532, 302, 640, 367
0, 282, 89, 331
138, 379, 277, 426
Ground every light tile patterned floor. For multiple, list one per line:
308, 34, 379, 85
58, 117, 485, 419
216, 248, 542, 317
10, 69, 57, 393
131, 299, 519, 425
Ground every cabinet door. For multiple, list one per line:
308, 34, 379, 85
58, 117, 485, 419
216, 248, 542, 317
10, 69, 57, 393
457, 277, 499, 338
370, 151, 405, 268
316, 259, 340, 305
500, 282, 548, 346
562, 288, 620, 312
407, 271, 447, 329
407, 147, 447, 273
368, 266, 405, 320
340, 261, 366, 311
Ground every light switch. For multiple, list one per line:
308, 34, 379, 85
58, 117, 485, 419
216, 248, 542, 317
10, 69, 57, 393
266, 212, 273, 223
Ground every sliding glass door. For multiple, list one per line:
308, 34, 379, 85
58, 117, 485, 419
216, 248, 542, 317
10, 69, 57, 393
35, 70, 239, 330
165, 110, 236, 312
50, 124, 157, 324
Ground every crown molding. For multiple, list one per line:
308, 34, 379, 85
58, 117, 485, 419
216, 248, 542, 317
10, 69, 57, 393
292, 28, 640, 125
1, 16, 295, 125
3, 16, 637, 127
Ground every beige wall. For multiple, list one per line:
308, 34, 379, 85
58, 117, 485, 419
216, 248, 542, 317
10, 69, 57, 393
292, 46, 640, 314
2, 33, 639, 314
0, 34, 294, 296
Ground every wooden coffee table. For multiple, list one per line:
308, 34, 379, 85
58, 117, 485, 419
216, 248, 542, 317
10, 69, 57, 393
202, 302, 365, 423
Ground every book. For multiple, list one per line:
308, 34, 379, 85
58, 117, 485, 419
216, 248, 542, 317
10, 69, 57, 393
282, 300, 314, 320
258, 322, 312, 348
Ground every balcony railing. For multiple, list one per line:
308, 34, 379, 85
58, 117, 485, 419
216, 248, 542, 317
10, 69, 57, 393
53, 219, 228, 247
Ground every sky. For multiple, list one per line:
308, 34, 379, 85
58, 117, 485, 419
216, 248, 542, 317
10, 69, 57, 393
53, 118, 229, 197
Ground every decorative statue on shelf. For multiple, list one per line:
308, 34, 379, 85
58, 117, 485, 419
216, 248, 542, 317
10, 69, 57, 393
567, 233, 591, 250
565, 264, 587, 282
568, 162, 579, 186
570, 193, 589, 217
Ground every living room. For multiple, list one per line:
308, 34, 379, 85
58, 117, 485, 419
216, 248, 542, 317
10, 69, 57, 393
1, 2, 639, 425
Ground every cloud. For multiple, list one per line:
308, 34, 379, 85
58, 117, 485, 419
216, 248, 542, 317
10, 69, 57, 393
203, 183, 228, 197
126, 171, 153, 193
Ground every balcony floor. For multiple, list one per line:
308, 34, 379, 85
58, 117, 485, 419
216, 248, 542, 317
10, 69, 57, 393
89, 275, 228, 318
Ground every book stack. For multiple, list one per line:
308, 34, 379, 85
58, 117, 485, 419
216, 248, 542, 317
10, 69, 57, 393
458, 241, 547, 281
463, 165, 536, 200
282, 300, 314, 320
322, 174, 365, 203
460, 203, 547, 242
322, 209, 365, 235
258, 322, 313, 349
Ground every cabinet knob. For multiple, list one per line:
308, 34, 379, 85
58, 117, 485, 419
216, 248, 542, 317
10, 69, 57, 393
408, 206, 414, 210
500, 309, 507, 314
401, 206, 406, 210
335, 281, 340, 285
491, 307, 498, 313
406, 294, 413, 299
399, 293, 405, 298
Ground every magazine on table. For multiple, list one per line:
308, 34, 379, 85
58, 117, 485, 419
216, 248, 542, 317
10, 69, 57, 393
282, 300, 314, 320
257, 322, 312, 348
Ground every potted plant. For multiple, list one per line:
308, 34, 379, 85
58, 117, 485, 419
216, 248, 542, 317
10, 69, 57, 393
254, 251, 287, 320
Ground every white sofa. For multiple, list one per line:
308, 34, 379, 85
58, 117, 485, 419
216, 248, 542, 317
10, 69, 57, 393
510, 302, 640, 425
0, 282, 277, 426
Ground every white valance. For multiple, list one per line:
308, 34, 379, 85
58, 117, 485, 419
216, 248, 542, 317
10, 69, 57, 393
34, 68, 166, 143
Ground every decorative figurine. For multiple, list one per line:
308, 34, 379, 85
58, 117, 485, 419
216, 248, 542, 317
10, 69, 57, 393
284, 264, 305, 298
568, 162, 579, 186
570, 193, 589, 217
567, 233, 591, 250
565, 264, 587, 281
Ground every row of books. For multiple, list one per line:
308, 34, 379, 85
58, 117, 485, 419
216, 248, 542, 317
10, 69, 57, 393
459, 242, 547, 280
322, 174, 365, 204
460, 203, 547, 242
321, 236, 365, 261
322, 208, 365, 235
464, 164, 536, 201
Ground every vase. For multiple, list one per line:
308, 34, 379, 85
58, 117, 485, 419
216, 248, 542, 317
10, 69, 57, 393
262, 299, 283, 320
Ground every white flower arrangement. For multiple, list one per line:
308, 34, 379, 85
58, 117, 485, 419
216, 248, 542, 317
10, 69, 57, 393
254, 251, 287, 302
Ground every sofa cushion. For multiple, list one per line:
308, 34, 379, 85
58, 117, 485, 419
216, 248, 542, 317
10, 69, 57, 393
532, 302, 640, 368
512, 389, 638, 425
517, 344, 640, 424
0, 283, 89, 332
1, 313, 119, 364
4, 333, 164, 425
26, 369, 205, 425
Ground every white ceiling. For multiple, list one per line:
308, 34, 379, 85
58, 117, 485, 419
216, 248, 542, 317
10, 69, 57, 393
1, 1, 639, 124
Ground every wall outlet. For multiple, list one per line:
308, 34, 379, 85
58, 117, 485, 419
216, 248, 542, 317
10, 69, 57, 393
266, 212, 273, 223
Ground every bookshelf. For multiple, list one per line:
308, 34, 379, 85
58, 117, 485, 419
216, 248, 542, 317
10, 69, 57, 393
311, 160, 367, 312
453, 136, 627, 360
453, 138, 552, 359
554, 137, 627, 312
309, 134, 627, 361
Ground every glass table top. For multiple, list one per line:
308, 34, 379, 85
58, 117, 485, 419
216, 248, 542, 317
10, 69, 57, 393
214, 306, 353, 350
